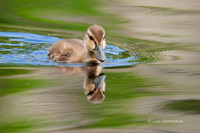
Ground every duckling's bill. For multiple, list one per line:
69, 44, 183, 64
93, 74, 106, 89
93, 44, 106, 62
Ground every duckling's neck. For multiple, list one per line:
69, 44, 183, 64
87, 66, 100, 78
83, 42, 98, 64
88, 51, 96, 59
84, 51, 99, 64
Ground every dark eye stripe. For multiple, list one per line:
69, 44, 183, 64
87, 33, 94, 41
87, 88, 97, 96
89, 36, 94, 41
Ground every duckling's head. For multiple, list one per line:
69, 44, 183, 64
84, 73, 106, 104
84, 25, 106, 62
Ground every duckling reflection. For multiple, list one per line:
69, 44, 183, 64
57, 66, 106, 104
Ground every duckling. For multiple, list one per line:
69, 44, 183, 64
84, 72, 106, 104
57, 65, 106, 104
48, 25, 106, 64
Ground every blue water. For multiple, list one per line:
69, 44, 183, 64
0, 32, 138, 67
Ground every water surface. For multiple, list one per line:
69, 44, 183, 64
0, 32, 138, 67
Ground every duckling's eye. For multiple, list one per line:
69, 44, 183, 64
87, 33, 94, 41
89, 35, 94, 41
103, 36, 105, 39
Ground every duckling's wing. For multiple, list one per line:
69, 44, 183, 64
56, 66, 87, 76
48, 39, 85, 63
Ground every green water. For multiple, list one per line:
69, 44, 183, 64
0, 66, 161, 132
1, 0, 200, 132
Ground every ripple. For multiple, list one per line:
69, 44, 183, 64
0, 32, 139, 67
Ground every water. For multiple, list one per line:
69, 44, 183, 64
1, 0, 200, 132
0, 31, 145, 131
0, 32, 138, 67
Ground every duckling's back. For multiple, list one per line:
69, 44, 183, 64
48, 39, 86, 63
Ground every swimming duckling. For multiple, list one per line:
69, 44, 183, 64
57, 65, 106, 104
48, 25, 106, 64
